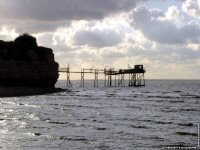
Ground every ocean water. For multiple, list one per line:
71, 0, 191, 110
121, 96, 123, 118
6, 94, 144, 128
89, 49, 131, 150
0, 80, 199, 150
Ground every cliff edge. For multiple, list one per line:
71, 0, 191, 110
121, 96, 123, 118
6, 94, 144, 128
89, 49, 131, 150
0, 34, 59, 89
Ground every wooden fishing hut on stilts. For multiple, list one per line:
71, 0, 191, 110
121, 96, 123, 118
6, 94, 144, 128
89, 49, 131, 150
59, 65, 146, 88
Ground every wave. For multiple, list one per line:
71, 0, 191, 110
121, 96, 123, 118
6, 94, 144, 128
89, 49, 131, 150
180, 108, 199, 112
176, 131, 197, 136
31, 133, 89, 142
147, 95, 181, 99
169, 100, 184, 103
181, 94, 200, 98
177, 123, 194, 127
34, 133, 42, 136
130, 124, 149, 129
147, 94, 200, 99
47, 121, 69, 125
44, 134, 89, 141
153, 120, 173, 125
172, 91, 182, 93
57, 136, 88, 141
161, 108, 178, 112
94, 127, 107, 130
141, 119, 173, 125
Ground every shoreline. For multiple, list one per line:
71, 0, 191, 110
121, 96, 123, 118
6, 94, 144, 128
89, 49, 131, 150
0, 87, 66, 97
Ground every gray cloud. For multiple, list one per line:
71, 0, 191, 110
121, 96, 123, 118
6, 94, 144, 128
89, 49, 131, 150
130, 5, 200, 44
0, 0, 138, 33
73, 29, 122, 48
0, 0, 137, 21
1, 20, 69, 34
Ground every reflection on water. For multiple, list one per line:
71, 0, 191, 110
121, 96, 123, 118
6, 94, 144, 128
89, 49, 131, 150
0, 80, 199, 149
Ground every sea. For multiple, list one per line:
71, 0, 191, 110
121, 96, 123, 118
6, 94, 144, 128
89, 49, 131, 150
0, 80, 199, 150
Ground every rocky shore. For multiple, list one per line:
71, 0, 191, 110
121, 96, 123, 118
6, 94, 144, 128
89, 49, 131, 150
0, 87, 65, 97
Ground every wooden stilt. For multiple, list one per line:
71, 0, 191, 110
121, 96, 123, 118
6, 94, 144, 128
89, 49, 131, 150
59, 64, 146, 88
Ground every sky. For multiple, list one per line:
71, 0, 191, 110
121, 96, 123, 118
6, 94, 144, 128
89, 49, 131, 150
0, 0, 200, 79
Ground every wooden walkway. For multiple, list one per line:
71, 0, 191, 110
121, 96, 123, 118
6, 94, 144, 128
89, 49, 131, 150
59, 65, 146, 88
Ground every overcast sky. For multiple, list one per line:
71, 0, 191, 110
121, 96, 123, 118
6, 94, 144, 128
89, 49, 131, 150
0, 0, 200, 79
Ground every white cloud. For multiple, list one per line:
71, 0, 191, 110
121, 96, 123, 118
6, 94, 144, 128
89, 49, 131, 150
130, 5, 200, 44
35, 32, 54, 47
182, 0, 200, 18
0, 26, 18, 41
187, 43, 200, 51
52, 18, 128, 49
165, 6, 181, 21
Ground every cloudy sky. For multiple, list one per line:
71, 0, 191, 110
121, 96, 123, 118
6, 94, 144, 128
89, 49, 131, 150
0, 0, 200, 79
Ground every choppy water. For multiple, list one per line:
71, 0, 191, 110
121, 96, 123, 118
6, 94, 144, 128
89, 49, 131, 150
0, 80, 200, 150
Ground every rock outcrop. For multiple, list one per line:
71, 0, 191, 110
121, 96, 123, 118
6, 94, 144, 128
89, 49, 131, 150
0, 34, 59, 88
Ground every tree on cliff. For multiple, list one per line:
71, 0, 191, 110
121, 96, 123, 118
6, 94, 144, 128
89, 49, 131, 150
14, 33, 38, 48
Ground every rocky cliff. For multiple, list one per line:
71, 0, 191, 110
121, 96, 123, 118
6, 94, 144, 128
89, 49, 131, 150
0, 34, 59, 88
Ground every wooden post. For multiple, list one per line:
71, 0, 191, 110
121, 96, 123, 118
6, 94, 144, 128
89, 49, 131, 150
104, 68, 106, 87
94, 69, 98, 87
80, 68, 84, 87
115, 75, 116, 87
66, 64, 72, 87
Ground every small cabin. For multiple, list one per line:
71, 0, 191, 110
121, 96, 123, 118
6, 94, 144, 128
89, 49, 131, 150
134, 65, 143, 71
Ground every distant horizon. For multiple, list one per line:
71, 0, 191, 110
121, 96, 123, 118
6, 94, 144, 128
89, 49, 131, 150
58, 78, 200, 81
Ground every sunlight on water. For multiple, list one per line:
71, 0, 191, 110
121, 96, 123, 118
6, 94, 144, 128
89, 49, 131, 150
0, 80, 199, 149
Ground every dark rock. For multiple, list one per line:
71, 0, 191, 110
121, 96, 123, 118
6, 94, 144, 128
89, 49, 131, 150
0, 87, 66, 97
0, 34, 59, 88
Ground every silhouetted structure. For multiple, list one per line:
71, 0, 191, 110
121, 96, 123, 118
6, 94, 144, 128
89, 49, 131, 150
0, 34, 59, 87
59, 65, 146, 87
